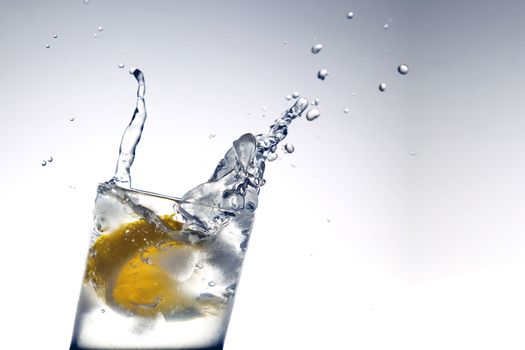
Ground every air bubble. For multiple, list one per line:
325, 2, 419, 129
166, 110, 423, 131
284, 143, 295, 154
306, 109, 321, 121
69, 117, 75, 121
317, 69, 329, 80
379, 82, 387, 92
311, 44, 323, 54
398, 64, 409, 75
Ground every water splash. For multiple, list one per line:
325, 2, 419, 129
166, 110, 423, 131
111, 69, 146, 188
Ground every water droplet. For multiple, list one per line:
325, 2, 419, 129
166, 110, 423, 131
208, 281, 216, 287
344, 108, 349, 113
383, 23, 390, 29
98, 26, 103, 31
83, 0, 89, 4
53, 34, 58, 39
284, 143, 295, 154
93, 33, 98, 38
379, 82, 387, 92
397, 64, 409, 75
292, 91, 300, 98
290, 162, 297, 168
306, 109, 321, 121
311, 44, 323, 54
101, 308, 105, 313
45, 44, 50, 48
69, 117, 75, 121
283, 40, 288, 45
261, 105, 267, 111
267, 153, 278, 162
313, 98, 320, 106
285, 95, 292, 100
327, 218, 331, 223
41, 160, 47, 166
347, 11, 355, 19
208, 133, 216, 139
317, 69, 329, 80
409, 152, 417, 156
48, 156, 53, 162
118, 63, 125, 69
352, 91, 357, 96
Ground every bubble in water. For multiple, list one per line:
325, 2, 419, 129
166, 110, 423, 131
69, 117, 75, 121
379, 82, 387, 92
311, 44, 323, 54
48, 156, 53, 162
306, 109, 321, 121
317, 69, 329, 80
45, 44, 50, 48
98, 26, 103, 31
383, 23, 390, 29
118, 63, 125, 69
41, 160, 47, 166
344, 108, 349, 113
208, 281, 216, 287
267, 153, 278, 162
53, 34, 58, 39
347, 11, 355, 19
398, 64, 409, 75
284, 143, 295, 154
285, 95, 292, 100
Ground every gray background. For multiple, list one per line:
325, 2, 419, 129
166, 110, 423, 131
1, 0, 525, 349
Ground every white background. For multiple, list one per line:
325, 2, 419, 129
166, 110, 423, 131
1, 0, 525, 349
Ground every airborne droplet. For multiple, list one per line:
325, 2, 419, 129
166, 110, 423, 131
208, 281, 216, 287
83, 0, 89, 4
45, 44, 50, 48
313, 98, 320, 106
398, 64, 409, 75
347, 11, 354, 19
98, 26, 103, 31
53, 34, 58, 39
317, 69, 329, 80
383, 24, 390, 29
48, 157, 54, 162
118, 63, 125, 69
311, 44, 323, 54
379, 82, 387, 92
41, 160, 47, 166
267, 153, 278, 162
292, 91, 300, 98
284, 143, 295, 154
306, 109, 321, 121
344, 108, 349, 113
285, 95, 292, 100
69, 117, 75, 122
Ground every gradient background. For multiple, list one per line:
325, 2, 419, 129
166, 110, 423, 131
2, 0, 525, 349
